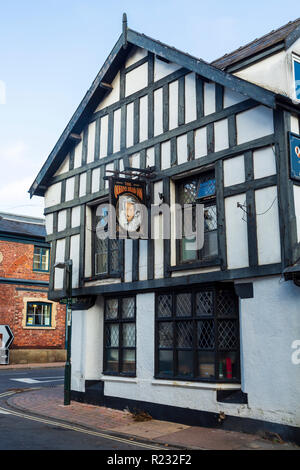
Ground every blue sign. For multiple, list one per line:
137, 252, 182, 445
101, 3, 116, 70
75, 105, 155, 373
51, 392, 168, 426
289, 132, 300, 181
197, 179, 216, 199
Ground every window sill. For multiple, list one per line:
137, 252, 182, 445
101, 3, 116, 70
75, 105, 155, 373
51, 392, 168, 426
151, 379, 241, 391
23, 326, 54, 330
169, 258, 221, 272
101, 375, 137, 384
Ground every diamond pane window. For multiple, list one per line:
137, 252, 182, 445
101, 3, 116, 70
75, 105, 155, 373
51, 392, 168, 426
178, 172, 218, 264
196, 291, 213, 316
105, 298, 118, 319
157, 294, 173, 317
123, 323, 135, 347
104, 296, 136, 376
93, 205, 122, 277
122, 297, 135, 318
176, 293, 192, 317
156, 288, 239, 382
159, 322, 173, 348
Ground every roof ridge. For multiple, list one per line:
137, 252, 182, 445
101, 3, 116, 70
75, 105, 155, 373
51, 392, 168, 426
212, 17, 300, 65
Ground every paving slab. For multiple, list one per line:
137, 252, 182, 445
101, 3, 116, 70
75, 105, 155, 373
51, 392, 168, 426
6, 385, 300, 450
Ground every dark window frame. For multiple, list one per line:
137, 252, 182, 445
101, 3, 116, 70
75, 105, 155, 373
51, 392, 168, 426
175, 170, 219, 267
293, 55, 300, 100
103, 295, 137, 377
33, 246, 50, 272
90, 202, 124, 281
155, 285, 240, 384
26, 301, 52, 327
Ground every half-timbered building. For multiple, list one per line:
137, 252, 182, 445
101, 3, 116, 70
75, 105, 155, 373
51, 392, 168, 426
29, 16, 300, 443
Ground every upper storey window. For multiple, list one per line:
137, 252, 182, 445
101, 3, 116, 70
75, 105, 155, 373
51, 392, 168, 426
33, 246, 50, 272
293, 56, 300, 100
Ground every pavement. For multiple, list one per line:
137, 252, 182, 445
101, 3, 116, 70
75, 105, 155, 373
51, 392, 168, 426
2, 362, 299, 451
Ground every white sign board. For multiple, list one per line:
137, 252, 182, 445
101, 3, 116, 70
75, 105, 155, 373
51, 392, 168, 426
0, 325, 14, 349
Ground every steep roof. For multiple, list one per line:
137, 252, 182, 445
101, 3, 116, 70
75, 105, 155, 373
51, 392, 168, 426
212, 18, 300, 71
29, 22, 294, 198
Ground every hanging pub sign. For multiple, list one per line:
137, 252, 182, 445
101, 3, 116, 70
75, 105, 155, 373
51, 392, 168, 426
289, 132, 300, 181
109, 177, 147, 237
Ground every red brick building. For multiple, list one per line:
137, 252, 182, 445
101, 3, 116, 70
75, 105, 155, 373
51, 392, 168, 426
0, 212, 66, 364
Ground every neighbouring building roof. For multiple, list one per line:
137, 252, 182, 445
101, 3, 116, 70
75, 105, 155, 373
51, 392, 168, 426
0, 212, 46, 241
211, 18, 300, 71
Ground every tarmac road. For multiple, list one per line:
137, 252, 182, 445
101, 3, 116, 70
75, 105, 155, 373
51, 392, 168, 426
0, 366, 164, 451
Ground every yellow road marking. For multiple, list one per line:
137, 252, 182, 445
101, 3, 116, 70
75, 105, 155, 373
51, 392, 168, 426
0, 404, 165, 450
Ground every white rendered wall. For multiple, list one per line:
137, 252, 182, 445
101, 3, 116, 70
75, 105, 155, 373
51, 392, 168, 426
234, 37, 300, 101
255, 186, 281, 265
71, 296, 104, 392
236, 106, 274, 145
125, 62, 148, 97
225, 193, 249, 269
45, 182, 61, 208
95, 72, 120, 111
99, 278, 300, 428
223, 155, 245, 187
253, 146, 276, 179
154, 58, 181, 81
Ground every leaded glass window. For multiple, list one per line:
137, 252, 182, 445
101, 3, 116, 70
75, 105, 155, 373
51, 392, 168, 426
156, 287, 240, 382
177, 172, 218, 263
92, 204, 122, 277
104, 296, 136, 376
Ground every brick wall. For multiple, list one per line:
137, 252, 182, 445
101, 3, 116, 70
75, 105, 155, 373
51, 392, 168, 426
0, 240, 66, 350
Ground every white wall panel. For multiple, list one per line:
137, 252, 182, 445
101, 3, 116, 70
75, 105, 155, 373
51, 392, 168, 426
105, 163, 113, 188
79, 173, 87, 197
113, 108, 121, 153
161, 140, 171, 170
130, 153, 140, 168
85, 206, 92, 278
224, 155, 245, 187
71, 206, 81, 228
92, 168, 100, 193
73, 135, 83, 169
126, 102, 134, 148
124, 239, 133, 282
177, 134, 188, 165
185, 73, 197, 123
45, 182, 61, 208
204, 82, 216, 115
139, 95, 148, 142
255, 186, 281, 265
291, 114, 300, 134
154, 88, 163, 136
125, 46, 147, 68
225, 193, 249, 269
214, 119, 229, 152
169, 80, 178, 130
70, 234, 80, 288
125, 63, 148, 97
146, 147, 155, 167
54, 238, 66, 289
153, 181, 164, 279
57, 210, 67, 232
139, 239, 148, 281
253, 147, 276, 179
65, 177, 75, 202
95, 72, 120, 111
223, 88, 247, 108
154, 57, 180, 81
87, 121, 96, 163
54, 155, 69, 176
194, 127, 207, 158
45, 213, 53, 235
99, 115, 108, 158
236, 106, 274, 145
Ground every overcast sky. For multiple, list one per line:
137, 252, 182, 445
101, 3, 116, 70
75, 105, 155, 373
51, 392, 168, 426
0, 0, 299, 218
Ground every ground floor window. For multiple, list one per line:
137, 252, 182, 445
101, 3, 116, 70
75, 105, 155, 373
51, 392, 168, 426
26, 302, 52, 327
103, 296, 136, 376
155, 286, 240, 382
